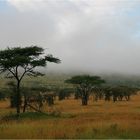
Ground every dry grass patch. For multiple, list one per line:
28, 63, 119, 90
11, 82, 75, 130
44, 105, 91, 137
0, 94, 140, 138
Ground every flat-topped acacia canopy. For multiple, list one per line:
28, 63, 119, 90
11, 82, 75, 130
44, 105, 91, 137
0, 46, 60, 115
65, 75, 105, 105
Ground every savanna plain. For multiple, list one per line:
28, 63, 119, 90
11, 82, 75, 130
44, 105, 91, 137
0, 75, 140, 139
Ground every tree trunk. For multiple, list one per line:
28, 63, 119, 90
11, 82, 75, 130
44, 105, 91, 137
23, 95, 27, 113
16, 80, 21, 116
113, 95, 117, 102
81, 95, 88, 105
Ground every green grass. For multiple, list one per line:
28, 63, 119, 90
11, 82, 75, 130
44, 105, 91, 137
1, 111, 76, 122
1, 112, 54, 120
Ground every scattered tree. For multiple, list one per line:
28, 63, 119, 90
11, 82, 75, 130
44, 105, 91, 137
65, 75, 105, 105
0, 46, 60, 116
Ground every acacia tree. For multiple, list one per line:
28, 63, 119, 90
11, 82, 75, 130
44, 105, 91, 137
65, 75, 105, 105
0, 46, 60, 115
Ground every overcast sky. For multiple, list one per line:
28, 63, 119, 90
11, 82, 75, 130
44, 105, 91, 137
0, 0, 140, 75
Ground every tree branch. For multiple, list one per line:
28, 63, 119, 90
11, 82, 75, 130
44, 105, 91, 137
19, 66, 34, 82
8, 68, 18, 80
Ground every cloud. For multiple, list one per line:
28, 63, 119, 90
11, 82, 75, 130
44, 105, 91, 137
7, 0, 46, 11
2, 0, 140, 74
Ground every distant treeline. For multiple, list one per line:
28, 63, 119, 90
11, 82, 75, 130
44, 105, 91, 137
102, 74, 140, 87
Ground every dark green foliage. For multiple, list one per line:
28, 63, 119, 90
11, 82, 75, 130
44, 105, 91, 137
21, 87, 55, 111
44, 93, 55, 106
111, 86, 136, 102
0, 46, 60, 78
0, 91, 5, 100
66, 75, 105, 85
104, 87, 112, 101
45, 54, 60, 63
66, 75, 105, 105
92, 87, 105, 101
1, 112, 61, 121
103, 86, 138, 102
0, 88, 10, 100
47, 96, 54, 106
0, 46, 60, 115
10, 93, 17, 108
58, 88, 74, 100
74, 87, 81, 99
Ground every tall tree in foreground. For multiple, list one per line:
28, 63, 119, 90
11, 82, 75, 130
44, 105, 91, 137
0, 46, 60, 115
65, 75, 105, 105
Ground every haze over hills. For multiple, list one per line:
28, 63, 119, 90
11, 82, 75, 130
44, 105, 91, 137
1, 0, 140, 75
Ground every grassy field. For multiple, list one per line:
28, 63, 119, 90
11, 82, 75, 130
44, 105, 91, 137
0, 94, 140, 139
